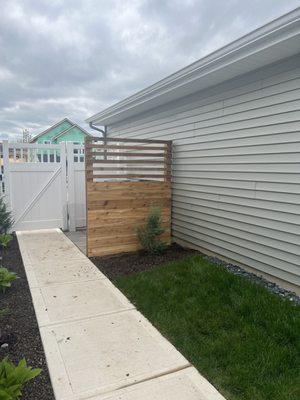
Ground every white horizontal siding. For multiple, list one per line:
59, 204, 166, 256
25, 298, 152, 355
107, 56, 300, 286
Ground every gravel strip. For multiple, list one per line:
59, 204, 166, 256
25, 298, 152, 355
204, 255, 300, 305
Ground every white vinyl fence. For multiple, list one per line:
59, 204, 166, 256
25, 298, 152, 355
0, 141, 86, 232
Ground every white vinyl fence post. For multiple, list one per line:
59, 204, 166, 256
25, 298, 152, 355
2, 140, 12, 211
66, 142, 76, 232
60, 142, 69, 231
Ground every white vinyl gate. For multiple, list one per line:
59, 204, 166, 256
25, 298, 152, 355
1, 141, 86, 232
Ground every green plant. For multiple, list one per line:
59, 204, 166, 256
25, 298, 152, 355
0, 308, 9, 318
136, 207, 166, 254
0, 358, 41, 399
0, 197, 13, 234
0, 268, 17, 293
0, 235, 12, 249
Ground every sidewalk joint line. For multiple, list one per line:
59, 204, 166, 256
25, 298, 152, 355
39, 306, 136, 328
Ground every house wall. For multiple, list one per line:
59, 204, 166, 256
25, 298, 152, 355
35, 120, 73, 143
106, 54, 300, 288
35, 123, 87, 144
56, 126, 86, 143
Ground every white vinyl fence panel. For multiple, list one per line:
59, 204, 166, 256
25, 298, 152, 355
1, 141, 86, 232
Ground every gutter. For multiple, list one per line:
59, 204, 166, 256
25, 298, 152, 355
89, 123, 107, 139
88, 123, 107, 160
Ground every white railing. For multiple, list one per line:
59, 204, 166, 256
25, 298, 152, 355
0, 141, 85, 164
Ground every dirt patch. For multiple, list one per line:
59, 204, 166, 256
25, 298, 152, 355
90, 243, 198, 280
0, 235, 55, 400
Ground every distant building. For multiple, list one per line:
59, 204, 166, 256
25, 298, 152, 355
30, 118, 92, 144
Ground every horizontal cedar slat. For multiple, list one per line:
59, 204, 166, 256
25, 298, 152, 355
88, 159, 167, 164
88, 187, 170, 197
87, 180, 170, 187
88, 190, 171, 201
87, 173, 164, 179
88, 221, 170, 235
89, 236, 172, 257
88, 209, 171, 227
86, 166, 165, 172
88, 198, 171, 210
89, 243, 141, 257
87, 136, 171, 144
87, 152, 165, 158
89, 231, 171, 247
86, 144, 166, 151
88, 204, 171, 216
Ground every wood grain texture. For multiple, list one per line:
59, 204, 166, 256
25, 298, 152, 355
85, 137, 172, 257
86, 181, 171, 257
89, 137, 171, 144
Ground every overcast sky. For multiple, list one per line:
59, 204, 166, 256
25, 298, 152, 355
0, 0, 299, 140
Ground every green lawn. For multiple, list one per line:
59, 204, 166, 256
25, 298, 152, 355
115, 255, 300, 400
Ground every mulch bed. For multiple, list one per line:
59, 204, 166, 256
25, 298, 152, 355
0, 235, 55, 400
90, 243, 198, 280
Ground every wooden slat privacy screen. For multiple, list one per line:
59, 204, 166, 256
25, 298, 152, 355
85, 137, 172, 257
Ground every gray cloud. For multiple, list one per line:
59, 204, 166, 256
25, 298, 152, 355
0, 0, 299, 140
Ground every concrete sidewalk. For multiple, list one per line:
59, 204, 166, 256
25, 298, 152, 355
17, 229, 225, 400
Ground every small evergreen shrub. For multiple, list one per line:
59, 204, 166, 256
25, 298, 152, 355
0, 197, 13, 234
0, 358, 41, 400
136, 207, 167, 254
0, 267, 18, 293
0, 234, 12, 249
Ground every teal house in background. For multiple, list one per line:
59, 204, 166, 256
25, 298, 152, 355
30, 118, 93, 144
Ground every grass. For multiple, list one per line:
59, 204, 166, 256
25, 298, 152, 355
115, 255, 300, 400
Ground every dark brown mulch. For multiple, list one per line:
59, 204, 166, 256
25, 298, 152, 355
90, 243, 198, 280
0, 235, 55, 400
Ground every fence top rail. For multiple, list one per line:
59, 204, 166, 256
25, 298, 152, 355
86, 136, 172, 145
86, 144, 165, 151
1, 142, 61, 150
